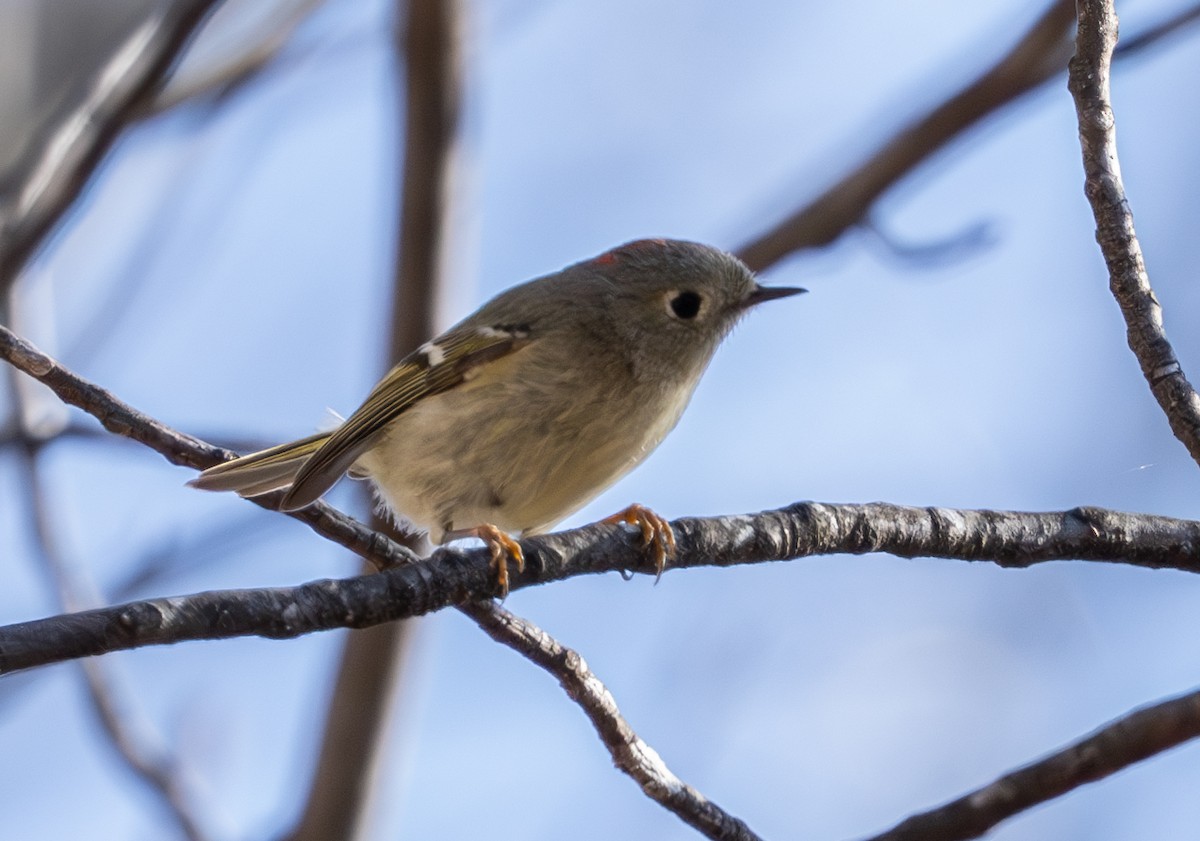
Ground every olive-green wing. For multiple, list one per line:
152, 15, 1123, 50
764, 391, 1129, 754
279, 325, 530, 511
189, 431, 330, 497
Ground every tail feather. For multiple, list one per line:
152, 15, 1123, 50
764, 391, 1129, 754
190, 432, 331, 498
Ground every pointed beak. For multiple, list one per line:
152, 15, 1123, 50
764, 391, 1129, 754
744, 284, 807, 307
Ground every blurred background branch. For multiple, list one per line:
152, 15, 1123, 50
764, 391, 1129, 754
735, 0, 1200, 273
4, 0, 1200, 838
0, 0, 222, 288
288, 1, 462, 837
12, 428, 209, 841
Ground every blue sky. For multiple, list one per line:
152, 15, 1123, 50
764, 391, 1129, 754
3, 0, 1200, 838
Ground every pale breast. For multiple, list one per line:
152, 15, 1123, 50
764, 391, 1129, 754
354, 349, 700, 543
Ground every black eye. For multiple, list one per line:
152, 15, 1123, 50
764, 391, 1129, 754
669, 291, 702, 319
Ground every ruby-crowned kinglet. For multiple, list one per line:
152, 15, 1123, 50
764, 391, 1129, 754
191, 239, 803, 593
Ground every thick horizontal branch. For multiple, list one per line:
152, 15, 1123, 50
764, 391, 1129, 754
863, 686, 1200, 841
3, 501, 1199, 673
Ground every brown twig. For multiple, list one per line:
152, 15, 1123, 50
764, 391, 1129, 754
462, 599, 764, 841
1068, 0, 1200, 467
13, 439, 208, 841
735, 0, 1200, 275
286, 1, 462, 837
0, 320, 424, 565
0, 0, 223, 287
1113, 3, 1200, 57
861, 687, 1200, 841
735, 0, 1077, 272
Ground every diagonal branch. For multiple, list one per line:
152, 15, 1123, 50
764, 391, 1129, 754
0, 320, 423, 569
9, 314, 1200, 835
861, 686, 1200, 841
462, 599, 764, 841
147, 0, 327, 116
735, 0, 1077, 272
1068, 0, 1200, 467
0, 0, 224, 287
1113, 3, 1200, 57
736, 0, 1200, 275
287, 1, 464, 837
13, 440, 208, 841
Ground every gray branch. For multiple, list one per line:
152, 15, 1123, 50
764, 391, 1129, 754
1067, 0, 1200, 467
4, 500, 1199, 674
463, 599, 764, 841
0, 0, 223, 286
862, 686, 1200, 841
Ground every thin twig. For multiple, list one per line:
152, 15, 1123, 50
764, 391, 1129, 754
0, 0, 223, 287
462, 599, 764, 841
861, 686, 1200, 841
0, 321, 423, 568
1068, 0, 1200, 466
111, 509, 285, 600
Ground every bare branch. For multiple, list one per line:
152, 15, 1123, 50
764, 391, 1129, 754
735, 0, 1077, 272
0, 321, 423, 568
14, 441, 208, 841
735, 0, 1200, 275
0, 0, 223, 287
287, 1, 464, 837
4, 500, 1200, 674
862, 687, 1200, 841
463, 599, 763, 841
148, 0, 327, 116
1068, 0, 1200, 467
10, 306, 1200, 832
5, 320, 1200, 650
391, 0, 461, 349
1113, 3, 1200, 57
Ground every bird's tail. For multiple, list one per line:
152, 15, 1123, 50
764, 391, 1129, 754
189, 432, 331, 498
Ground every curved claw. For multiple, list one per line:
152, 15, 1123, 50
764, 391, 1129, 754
448, 523, 524, 599
601, 503, 676, 582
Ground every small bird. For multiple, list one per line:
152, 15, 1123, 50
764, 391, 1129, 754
191, 239, 803, 595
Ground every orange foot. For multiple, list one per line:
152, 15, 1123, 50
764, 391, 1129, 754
601, 503, 676, 582
447, 523, 525, 599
